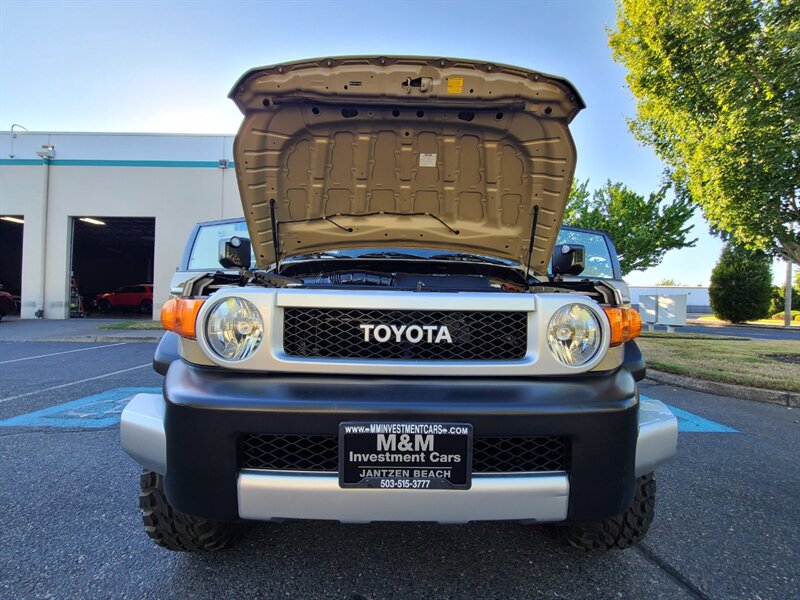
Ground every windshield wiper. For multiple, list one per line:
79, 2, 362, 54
429, 253, 512, 266
357, 251, 426, 260
287, 251, 347, 260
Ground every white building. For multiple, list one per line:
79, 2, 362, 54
0, 131, 243, 319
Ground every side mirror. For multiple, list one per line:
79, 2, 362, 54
552, 244, 585, 277
218, 236, 251, 269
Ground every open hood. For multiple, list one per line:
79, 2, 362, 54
230, 56, 584, 274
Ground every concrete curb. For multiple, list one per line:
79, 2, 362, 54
646, 369, 799, 408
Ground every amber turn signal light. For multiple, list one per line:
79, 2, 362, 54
161, 298, 205, 339
602, 306, 642, 347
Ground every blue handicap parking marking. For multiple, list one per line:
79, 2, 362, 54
640, 394, 738, 433
0, 387, 161, 429
666, 405, 738, 433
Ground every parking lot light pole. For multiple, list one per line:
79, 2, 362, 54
786, 260, 793, 328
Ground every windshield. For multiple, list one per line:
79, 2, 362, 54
183, 219, 618, 279
187, 220, 256, 271
553, 229, 615, 279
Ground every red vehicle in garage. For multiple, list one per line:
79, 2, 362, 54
0, 286, 16, 320
94, 284, 153, 314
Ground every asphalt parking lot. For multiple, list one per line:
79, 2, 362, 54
1, 341, 798, 599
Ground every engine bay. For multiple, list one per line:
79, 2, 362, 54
182, 256, 621, 306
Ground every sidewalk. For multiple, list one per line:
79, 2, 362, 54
0, 316, 163, 343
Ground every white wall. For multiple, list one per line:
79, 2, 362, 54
0, 132, 243, 318
0, 162, 44, 317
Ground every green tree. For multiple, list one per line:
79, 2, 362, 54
609, 0, 800, 265
656, 278, 678, 286
709, 245, 773, 323
769, 284, 800, 314
563, 179, 697, 275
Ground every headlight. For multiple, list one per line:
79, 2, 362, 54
205, 297, 264, 361
546, 303, 602, 367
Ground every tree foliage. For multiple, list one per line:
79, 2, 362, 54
769, 283, 800, 314
563, 179, 697, 275
609, 0, 800, 264
709, 245, 773, 322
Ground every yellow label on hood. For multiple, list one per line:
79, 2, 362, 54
447, 77, 463, 94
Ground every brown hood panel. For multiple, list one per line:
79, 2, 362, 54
230, 56, 584, 273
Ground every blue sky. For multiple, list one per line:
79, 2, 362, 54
0, 0, 786, 285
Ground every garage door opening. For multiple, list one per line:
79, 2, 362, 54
69, 216, 155, 319
0, 215, 24, 317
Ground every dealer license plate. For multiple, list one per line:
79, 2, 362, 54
339, 422, 472, 490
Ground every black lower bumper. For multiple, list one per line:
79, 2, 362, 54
162, 360, 639, 523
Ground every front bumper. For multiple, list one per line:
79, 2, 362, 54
239, 472, 570, 524
121, 361, 677, 524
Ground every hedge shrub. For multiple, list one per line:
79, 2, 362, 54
709, 245, 772, 323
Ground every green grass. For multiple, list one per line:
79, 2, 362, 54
770, 310, 800, 320
98, 320, 164, 330
637, 336, 800, 393
696, 315, 799, 327
639, 331, 747, 341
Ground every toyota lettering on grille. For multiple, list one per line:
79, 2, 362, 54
359, 323, 453, 344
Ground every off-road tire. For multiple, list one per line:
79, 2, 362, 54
138, 469, 245, 552
562, 473, 656, 551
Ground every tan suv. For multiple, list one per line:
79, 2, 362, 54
121, 57, 677, 552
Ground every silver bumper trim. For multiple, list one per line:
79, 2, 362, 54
635, 397, 678, 476
237, 471, 569, 524
120, 393, 167, 475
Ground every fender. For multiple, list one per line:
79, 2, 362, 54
153, 331, 180, 376
622, 340, 646, 382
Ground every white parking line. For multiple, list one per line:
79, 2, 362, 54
0, 363, 151, 404
0, 343, 127, 365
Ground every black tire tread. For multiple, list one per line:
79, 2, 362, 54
562, 473, 656, 551
138, 469, 244, 552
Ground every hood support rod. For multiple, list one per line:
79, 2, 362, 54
524, 205, 540, 280
269, 199, 282, 273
